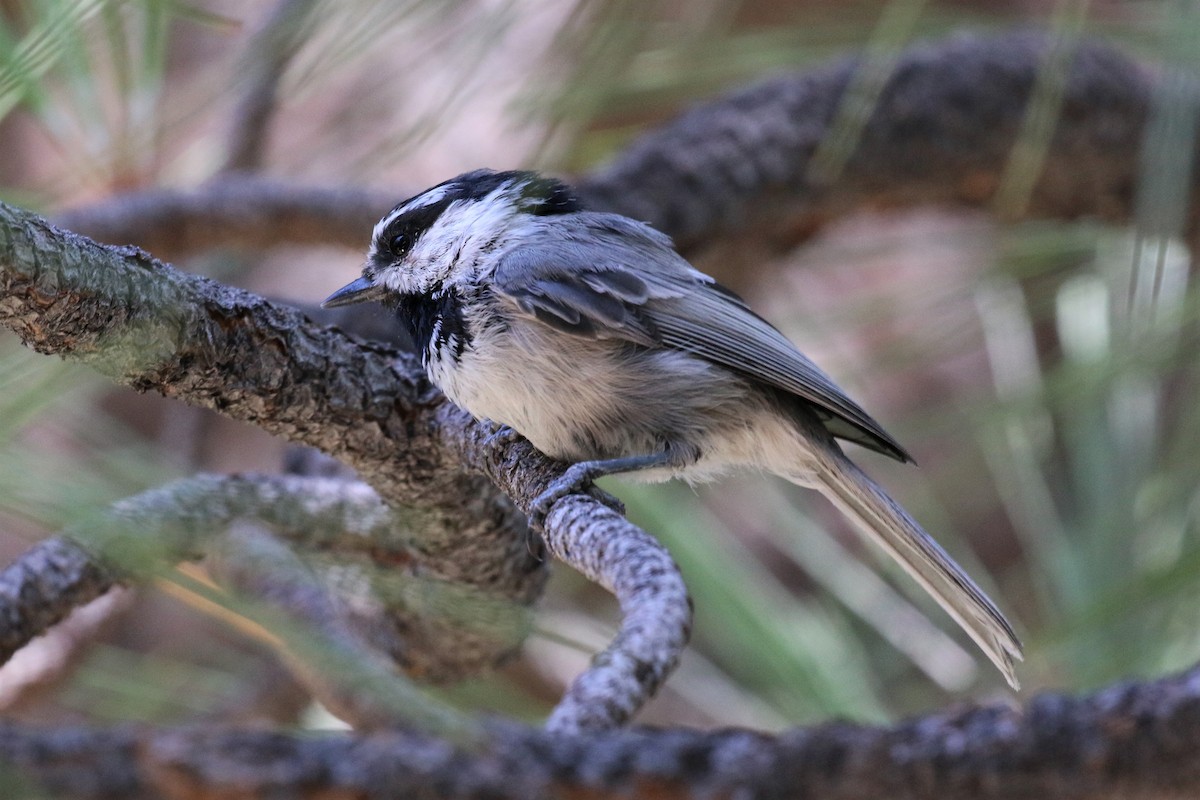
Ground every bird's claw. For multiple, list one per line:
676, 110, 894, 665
528, 463, 625, 530
483, 421, 521, 449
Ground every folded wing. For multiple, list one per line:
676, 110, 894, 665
492, 212, 909, 461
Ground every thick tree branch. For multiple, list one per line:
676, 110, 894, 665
0, 209, 690, 724
0, 205, 543, 629
6, 661, 1200, 799
579, 31, 1154, 255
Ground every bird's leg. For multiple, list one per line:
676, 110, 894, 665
529, 448, 691, 530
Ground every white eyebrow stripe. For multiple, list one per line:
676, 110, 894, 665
372, 184, 458, 242
405, 184, 454, 210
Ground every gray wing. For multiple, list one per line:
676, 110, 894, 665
493, 213, 910, 461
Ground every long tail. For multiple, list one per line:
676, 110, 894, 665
804, 449, 1023, 689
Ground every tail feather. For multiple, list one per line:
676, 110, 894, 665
808, 452, 1023, 689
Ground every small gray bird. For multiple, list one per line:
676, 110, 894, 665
323, 168, 1023, 688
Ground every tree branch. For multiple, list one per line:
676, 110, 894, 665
0, 538, 113, 666
57, 32, 1160, 271
444, 418, 692, 732
6, 660, 1200, 799
221, 0, 321, 173
580, 31, 1155, 254
0, 204, 540, 603
0, 473, 533, 683
54, 176, 396, 261
0, 588, 132, 711
0, 206, 693, 726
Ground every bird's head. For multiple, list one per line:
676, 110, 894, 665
322, 169, 581, 308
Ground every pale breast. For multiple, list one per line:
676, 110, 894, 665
430, 314, 765, 469
431, 322, 621, 460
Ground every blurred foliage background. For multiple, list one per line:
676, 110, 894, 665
0, 0, 1198, 734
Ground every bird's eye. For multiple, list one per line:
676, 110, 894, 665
389, 233, 409, 257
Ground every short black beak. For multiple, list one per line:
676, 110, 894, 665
321, 276, 386, 308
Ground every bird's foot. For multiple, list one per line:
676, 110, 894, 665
528, 462, 625, 531
482, 420, 521, 449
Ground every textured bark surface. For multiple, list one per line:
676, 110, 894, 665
447, 419, 693, 732
5, 661, 1200, 799
0, 538, 112, 667
0, 215, 544, 678
581, 31, 1154, 268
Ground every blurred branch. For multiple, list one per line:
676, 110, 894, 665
7, 660, 1200, 799
0, 474, 461, 674
222, 0, 321, 173
203, 522, 475, 736
580, 31, 1152, 256
0, 589, 133, 712
54, 176, 396, 260
57, 31, 1159, 271
0, 538, 113, 667
0, 476, 479, 734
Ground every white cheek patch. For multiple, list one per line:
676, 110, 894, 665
379, 265, 419, 295
404, 193, 516, 275
370, 181, 522, 295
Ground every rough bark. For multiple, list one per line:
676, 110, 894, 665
4, 661, 1200, 799
0, 205, 542, 600
0, 210, 543, 679
0, 202, 691, 722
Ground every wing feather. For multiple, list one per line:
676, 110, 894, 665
492, 213, 910, 461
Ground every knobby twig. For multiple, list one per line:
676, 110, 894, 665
445, 416, 692, 732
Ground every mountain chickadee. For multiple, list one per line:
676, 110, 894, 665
323, 168, 1023, 688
